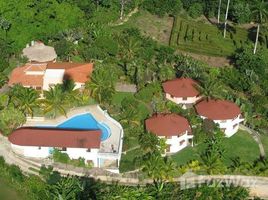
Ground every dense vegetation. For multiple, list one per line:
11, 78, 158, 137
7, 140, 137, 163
0, 0, 268, 199
0, 156, 253, 200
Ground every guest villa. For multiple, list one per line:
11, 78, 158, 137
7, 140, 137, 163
195, 100, 244, 137
145, 113, 193, 153
162, 78, 201, 109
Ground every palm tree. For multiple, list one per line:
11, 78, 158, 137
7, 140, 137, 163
251, 0, 268, 54
217, 0, 222, 24
62, 79, 82, 106
42, 85, 67, 118
9, 86, 39, 117
86, 68, 116, 104
49, 177, 83, 200
195, 79, 224, 101
223, 0, 230, 38
0, 73, 7, 88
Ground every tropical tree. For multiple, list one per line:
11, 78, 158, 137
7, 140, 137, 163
217, 0, 222, 23
199, 133, 227, 174
42, 85, 67, 118
0, 106, 26, 135
196, 78, 224, 101
86, 67, 116, 104
0, 73, 7, 88
48, 177, 84, 200
9, 85, 39, 117
251, 0, 268, 54
223, 0, 230, 38
62, 79, 82, 106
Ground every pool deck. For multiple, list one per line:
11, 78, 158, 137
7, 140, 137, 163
25, 105, 123, 157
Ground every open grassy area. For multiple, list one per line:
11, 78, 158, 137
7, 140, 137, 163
172, 130, 260, 166
0, 179, 26, 200
122, 10, 258, 57
170, 15, 253, 57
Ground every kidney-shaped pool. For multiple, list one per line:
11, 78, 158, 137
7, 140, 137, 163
39, 113, 111, 141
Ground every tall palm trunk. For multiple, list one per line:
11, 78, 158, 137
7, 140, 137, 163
217, 0, 222, 24
254, 24, 260, 54
120, 0, 125, 20
223, 0, 230, 38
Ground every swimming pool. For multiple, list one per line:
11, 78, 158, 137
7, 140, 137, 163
40, 114, 111, 141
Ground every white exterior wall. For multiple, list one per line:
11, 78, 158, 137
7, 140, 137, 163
65, 148, 99, 167
43, 69, 65, 90
11, 144, 50, 158
166, 93, 201, 106
159, 132, 193, 153
10, 144, 100, 167
200, 114, 244, 137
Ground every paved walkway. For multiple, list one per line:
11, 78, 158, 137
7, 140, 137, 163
240, 125, 266, 158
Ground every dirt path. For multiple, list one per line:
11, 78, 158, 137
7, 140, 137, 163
111, 7, 139, 26
177, 50, 232, 67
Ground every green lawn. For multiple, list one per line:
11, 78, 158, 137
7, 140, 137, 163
170, 15, 252, 57
120, 148, 142, 173
0, 179, 26, 200
112, 92, 134, 105
172, 130, 260, 166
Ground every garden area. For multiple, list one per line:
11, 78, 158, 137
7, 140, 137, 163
172, 130, 260, 166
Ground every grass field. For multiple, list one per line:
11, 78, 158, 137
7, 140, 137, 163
169, 15, 253, 57
122, 10, 268, 57
0, 179, 25, 200
172, 130, 260, 166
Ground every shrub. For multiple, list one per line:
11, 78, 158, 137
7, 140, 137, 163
188, 3, 203, 19
53, 149, 70, 164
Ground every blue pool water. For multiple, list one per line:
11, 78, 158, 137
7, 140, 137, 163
41, 114, 111, 141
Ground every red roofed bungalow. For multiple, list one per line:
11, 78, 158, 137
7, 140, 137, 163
8, 62, 94, 91
145, 113, 193, 153
8, 127, 102, 166
162, 78, 201, 109
195, 100, 244, 137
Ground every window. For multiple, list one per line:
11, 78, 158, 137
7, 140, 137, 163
36, 86, 42, 91
182, 97, 187, 101
180, 140, 185, 146
55, 147, 67, 151
221, 120, 227, 123
86, 148, 91, 152
221, 128, 226, 133
233, 124, 238, 129
166, 136, 172, 139
38, 146, 41, 150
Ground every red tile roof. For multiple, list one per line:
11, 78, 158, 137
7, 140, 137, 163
8, 64, 44, 87
8, 62, 94, 87
195, 100, 241, 120
145, 113, 191, 136
8, 127, 101, 149
47, 62, 93, 83
162, 78, 199, 98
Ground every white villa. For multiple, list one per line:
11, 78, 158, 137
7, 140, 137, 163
8, 106, 124, 173
145, 113, 193, 153
195, 100, 244, 137
162, 78, 201, 109
8, 62, 93, 91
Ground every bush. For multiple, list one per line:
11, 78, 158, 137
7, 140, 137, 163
188, 3, 203, 19
53, 149, 70, 164
231, 2, 251, 24
142, 0, 182, 16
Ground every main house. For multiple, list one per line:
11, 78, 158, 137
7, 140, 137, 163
145, 113, 193, 153
8, 62, 94, 91
195, 100, 244, 137
162, 78, 201, 109
9, 127, 102, 166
